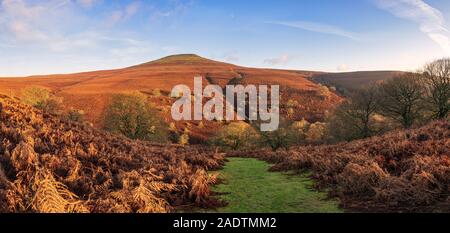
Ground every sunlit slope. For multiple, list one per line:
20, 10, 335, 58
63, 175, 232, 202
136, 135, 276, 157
0, 54, 341, 140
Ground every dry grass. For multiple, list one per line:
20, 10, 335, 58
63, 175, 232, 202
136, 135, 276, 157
30, 170, 89, 213
0, 95, 226, 213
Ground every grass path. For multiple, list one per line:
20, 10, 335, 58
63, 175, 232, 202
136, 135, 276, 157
211, 157, 342, 213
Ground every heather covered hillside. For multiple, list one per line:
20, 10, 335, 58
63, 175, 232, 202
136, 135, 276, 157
229, 121, 450, 212
0, 95, 225, 213
0, 54, 341, 142
311, 71, 403, 95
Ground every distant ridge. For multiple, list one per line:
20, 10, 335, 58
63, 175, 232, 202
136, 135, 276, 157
311, 71, 404, 95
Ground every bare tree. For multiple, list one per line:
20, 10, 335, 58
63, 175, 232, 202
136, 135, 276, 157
328, 85, 380, 141
422, 58, 450, 119
379, 73, 424, 128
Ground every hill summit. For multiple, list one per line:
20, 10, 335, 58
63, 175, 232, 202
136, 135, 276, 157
132, 54, 233, 67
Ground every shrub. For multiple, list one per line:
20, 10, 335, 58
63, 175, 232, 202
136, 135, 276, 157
306, 122, 327, 143
21, 86, 50, 108
152, 88, 162, 97
289, 119, 310, 145
286, 99, 298, 108
168, 122, 180, 143
103, 91, 169, 143
21, 86, 63, 115
169, 122, 177, 131
259, 120, 297, 151
317, 84, 331, 98
66, 108, 85, 123
211, 122, 259, 150
179, 128, 190, 145
287, 108, 295, 118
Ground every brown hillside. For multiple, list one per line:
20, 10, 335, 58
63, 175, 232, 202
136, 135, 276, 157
311, 71, 403, 95
0, 54, 341, 142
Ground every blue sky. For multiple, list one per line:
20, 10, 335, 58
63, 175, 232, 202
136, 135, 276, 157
0, 0, 449, 76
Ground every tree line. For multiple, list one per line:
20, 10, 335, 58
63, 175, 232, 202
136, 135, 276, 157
329, 58, 449, 142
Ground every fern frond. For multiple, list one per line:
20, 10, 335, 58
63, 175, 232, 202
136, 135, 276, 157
31, 172, 89, 213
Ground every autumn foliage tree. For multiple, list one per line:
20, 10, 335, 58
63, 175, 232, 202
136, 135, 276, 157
211, 122, 259, 150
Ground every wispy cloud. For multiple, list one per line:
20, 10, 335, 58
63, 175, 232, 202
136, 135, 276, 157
149, 0, 193, 22
374, 0, 450, 51
0, 0, 67, 42
76, 0, 101, 9
270, 20, 359, 40
104, 1, 141, 27
0, 0, 147, 52
264, 54, 292, 66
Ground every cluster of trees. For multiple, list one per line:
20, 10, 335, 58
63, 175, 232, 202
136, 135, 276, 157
210, 119, 327, 151
210, 122, 260, 150
329, 58, 449, 142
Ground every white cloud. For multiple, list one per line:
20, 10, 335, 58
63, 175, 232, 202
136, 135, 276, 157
264, 54, 292, 66
374, 0, 450, 52
0, 0, 148, 52
337, 64, 349, 71
428, 33, 450, 50
0, 0, 72, 42
8, 20, 48, 41
0, 0, 186, 76
271, 21, 358, 40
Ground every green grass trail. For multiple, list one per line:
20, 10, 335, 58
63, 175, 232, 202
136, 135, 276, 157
211, 157, 342, 213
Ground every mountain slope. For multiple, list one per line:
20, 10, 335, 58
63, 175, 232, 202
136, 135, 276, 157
0, 54, 341, 142
311, 71, 403, 95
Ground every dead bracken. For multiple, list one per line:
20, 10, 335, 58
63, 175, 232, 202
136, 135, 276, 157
0, 95, 225, 213
228, 121, 450, 212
